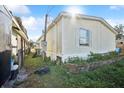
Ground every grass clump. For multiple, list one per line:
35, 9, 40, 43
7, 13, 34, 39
65, 57, 87, 65
87, 51, 117, 62
63, 58, 124, 87
19, 53, 124, 88
64, 51, 118, 65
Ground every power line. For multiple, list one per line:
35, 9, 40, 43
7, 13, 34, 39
46, 6, 54, 14
46, 6, 50, 14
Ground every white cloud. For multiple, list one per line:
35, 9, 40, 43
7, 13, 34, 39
106, 19, 124, 27
21, 16, 44, 41
65, 6, 86, 14
29, 35, 40, 42
7, 5, 30, 15
110, 5, 124, 10
21, 15, 54, 41
21, 16, 53, 41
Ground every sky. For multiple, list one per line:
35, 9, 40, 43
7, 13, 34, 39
7, 5, 124, 41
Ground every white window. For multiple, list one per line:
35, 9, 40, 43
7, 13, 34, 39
79, 28, 89, 46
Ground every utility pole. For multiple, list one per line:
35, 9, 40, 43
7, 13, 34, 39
42, 14, 48, 60
44, 14, 48, 41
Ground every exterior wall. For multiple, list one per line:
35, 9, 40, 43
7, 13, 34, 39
61, 16, 116, 61
62, 17, 91, 61
0, 6, 12, 52
17, 35, 21, 51
17, 35, 22, 67
0, 6, 28, 86
37, 36, 44, 49
46, 25, 57, 60
0, 6, 12, 86
12, 28, 28, 67
37, 40, 41, 49
16, 35, 25, 68
11, 31, 17, 56
46, 14, 116, 62
46, 19, 62, 60
97, 22, 116, 53
36, 36, 46, 55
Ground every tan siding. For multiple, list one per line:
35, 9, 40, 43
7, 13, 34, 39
11, 31, 17, 55
46, 19, 62, 60
62, 16, 116, 59
46, 14, 116, 61
17, 35, 21, 50
99, 22, 116, 52
56, 19, 62, 55
62, 17, 91, 55
46, 26, 55, 59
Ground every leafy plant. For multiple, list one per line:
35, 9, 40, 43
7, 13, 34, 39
19, 53, 124, 88
87, 51, 117, 62
87, 52, 103, 62
65, 57, 87, 65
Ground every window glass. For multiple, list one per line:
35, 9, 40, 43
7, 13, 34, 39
79, 28, 89, 45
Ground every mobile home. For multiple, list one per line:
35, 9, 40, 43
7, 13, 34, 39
0, 5, 12, 86
44, 12, 117, 62
0, 5, 29, 86
12, 16, 29, 68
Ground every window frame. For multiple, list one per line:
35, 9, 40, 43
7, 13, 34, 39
79, 28, 90, 46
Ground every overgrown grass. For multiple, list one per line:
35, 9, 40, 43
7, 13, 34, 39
65, 51, 118, 65
87, 51, 117, 62
24, 54, 43, 72
65, 57, 87, 65
18, 53, 124, 88
24, 54, 55, 72
19, 54, 66, 87
63, 58, 124, 88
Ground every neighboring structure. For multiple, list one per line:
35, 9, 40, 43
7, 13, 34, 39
114, 25, 124, 55
116, 35, 124, 44
29, 41, 38, 53
0, 5, 29, 86
37, 35, 44, 49
38, 12, 117, 62
116, 30, 124, 55
36, 35, 44, 55
0, 5, 12, 86
12, 16, 29, 68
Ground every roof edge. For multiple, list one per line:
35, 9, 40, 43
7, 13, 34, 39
47, 11, 117, 35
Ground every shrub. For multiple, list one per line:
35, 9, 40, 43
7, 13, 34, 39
64, 51, 118, 65
87, 51, 117, 62
65, 57, 87, 65
87, 52, 103, 62
63, 59, 124, 87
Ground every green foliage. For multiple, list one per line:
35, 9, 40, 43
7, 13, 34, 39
64, 51, 117, 65
42, 56, 57, 66
87, 52, 103, 62
63, 58, 124, 87
12, 54, 16, 60
87, 51, 117, 62
65, 57, 87, 65
24, 53, 43, 71
115, 24, 124, 33
114, 24, 124, 40
20, 53, 124, 88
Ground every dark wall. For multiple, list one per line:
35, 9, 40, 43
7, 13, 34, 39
0, 50, 11, 87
